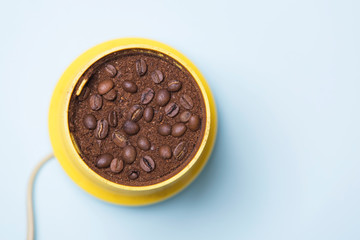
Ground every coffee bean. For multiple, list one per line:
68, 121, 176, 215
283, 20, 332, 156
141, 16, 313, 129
143, 107, 154, 122
98, 79, 114, 95
156, 89, 170, 106
108, 111, 118, 127
158, 113, 164, 122
105, 64, 117, 77
173, 142, 187, 160
179, 111, 191, 122
128, 170, 139, 180
110, 158, 124, 173
112, 130, 128, 148
122, 145, 137, 164
180, 94, 193, 110
103, 89, 117, 101
137, 136, 150, 151
140, 156, 155, 172
95, 119, 109, 139
167, 80, 182, 92
136, 59, 147, 76
78, 87, 90, 101
158, 124, 171, 136
189, 115, 201, 131
171, 123, 187, 137
127, 105, 143, 122
140, 88, 155, 105
151, 70, 164, 83
83, 114, 97, 130
159, 145, 172, 159
122, 81, 137, 93
164, 102, 179, 117
89, 94, 103, 111
96, 153, 113, 168
123, 120, 140, 135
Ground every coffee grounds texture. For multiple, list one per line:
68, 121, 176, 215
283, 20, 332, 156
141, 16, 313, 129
68, 49, 206, 186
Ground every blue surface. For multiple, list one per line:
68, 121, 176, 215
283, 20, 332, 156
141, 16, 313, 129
1, 0, 360, 239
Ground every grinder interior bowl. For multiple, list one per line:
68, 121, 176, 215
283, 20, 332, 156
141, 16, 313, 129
68, 48, 207, 186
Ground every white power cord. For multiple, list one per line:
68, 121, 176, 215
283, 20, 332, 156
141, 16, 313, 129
26, 153, 54, 240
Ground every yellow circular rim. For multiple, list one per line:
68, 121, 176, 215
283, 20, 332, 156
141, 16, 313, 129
49, 38, 217, 204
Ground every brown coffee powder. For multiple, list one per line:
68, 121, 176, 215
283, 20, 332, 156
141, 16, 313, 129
68, 49, 206, 186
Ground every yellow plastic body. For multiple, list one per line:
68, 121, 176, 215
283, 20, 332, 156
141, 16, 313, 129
48, 38, 217, 206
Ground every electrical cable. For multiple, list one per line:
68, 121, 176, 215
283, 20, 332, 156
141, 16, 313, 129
26, 153, 54, 240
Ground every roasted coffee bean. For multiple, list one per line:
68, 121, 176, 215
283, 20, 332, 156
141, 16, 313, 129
112, 130, 128, 147
108, 110, 118, 127
156, 89, 170, 106
105, 64, 117, 77
151, 70, 164, 83
171, 123, 187, 137
96, 153, 113, 168
98, 79, 114, 95
137, 136, 150, 151
127, 105, 144, 122
123, 120, 140, 135
158, 124, 171, 136
188, 115, 201, 131
158, 113, 164, 122
140, 88, 155, 105
159, 145, 172, 159
83, 114, 97, 130
173, 142, 187, 160
179, 111, 191, 123
167, 80, 182, 92
110, 158, 124, 173
128, 170, 139, 180
136, 59, 147, 76
89, 94, 103, 111
122, 81, 137, 93
122, 145, 137, 164
95, 119, 109, 139
78, 87, 90, 101
140, 156, 155, 172
143, 107, 154, 122
103, 89, 117, 101
164, 102, 179, 117
180, 94, 193, 110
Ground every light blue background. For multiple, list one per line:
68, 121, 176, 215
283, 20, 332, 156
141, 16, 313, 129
1, 0, 359, 239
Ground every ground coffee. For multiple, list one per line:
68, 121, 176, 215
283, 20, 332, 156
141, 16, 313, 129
68, 49, 205, 186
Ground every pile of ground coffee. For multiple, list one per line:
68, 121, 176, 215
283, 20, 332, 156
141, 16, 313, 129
68, 49, 206, 186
